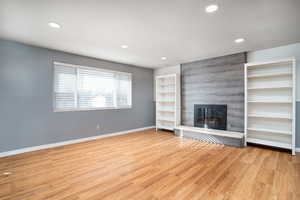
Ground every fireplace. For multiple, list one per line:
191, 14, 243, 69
194, 104, 227, 130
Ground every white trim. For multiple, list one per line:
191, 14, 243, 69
54, 61, 132, 76
292, 59, 296, 155
296, 148, 300, 153
244, 62, 248, 147
155, 74, 177, 79
245, 57, 295, 67
53, 106, 132, 113
0, 126, 155, 158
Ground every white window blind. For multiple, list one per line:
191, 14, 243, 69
78, 68, 115, 109
54, 64, 77, 110
54, 62, 132, 111
116, 73, 132, 107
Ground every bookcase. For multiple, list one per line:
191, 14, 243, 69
155, 74, 180, 131
244, 58, 296, 155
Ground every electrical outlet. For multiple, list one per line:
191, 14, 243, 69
96, 124, 100, 130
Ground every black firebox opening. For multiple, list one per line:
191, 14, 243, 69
194, 104, 227, 130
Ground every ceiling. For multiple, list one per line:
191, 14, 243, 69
1, 0, 300, 68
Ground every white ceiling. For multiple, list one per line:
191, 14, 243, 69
1, 0, 300, 68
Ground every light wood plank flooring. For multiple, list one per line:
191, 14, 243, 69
0, 129, 299, 200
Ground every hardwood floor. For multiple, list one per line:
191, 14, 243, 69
0, 129, 299, 200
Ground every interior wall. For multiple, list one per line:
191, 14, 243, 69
247, 42, 300, 148
181, 53, 246, 132
0, 39, 155, 153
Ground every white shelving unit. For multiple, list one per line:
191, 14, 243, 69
244, 58, 296, 155
155, 74, 180, 131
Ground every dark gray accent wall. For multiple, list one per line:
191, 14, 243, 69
181, 53, 246, 132
0, 39, 155, 153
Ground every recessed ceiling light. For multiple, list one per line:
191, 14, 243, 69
161, 57, 167, 60
235, 38, 245, 43
48, 22, 61, 29
121, 45, 128, 49
205, 4, 218, 13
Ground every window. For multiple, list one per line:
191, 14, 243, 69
54, 62, 132, 111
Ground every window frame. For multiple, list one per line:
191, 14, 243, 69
53, 61, 132, 112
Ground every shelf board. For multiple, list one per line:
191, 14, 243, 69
245, 59, 293, 68
157, 126, 174, 131
157, 100, 175, 103
157, 118, 175, 122
248, 100, 292, 104
157, 110, 175, 113
157, 91, 175, 94
247, 127, 292, 135
248, 113, 292, 120
247, 72, 292, 78
158, 83, 175, 87
247, 137, 291, 149
248, 85, 292, 90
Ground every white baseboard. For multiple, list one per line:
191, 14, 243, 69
0, 126, 155, 158
296, 148, 300, 153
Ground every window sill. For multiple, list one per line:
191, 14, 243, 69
54, 106, 132, 112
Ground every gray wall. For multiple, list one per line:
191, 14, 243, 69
0, 39, 155, 153
248, 42, 300, 148
181, 53, 246, 132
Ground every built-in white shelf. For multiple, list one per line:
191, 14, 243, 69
246, 60, 292, 69
159, 83, 175, 87
247, 137, 292, 149
157, 101, 175, 103
156, 74, 179, 131
157, 91, 175, 94
158, 125, 174, 131
245, 58, 296, 155
247, 85, 292, 90
158, 110, 175, 113
157, 118, 175, 122
247, 72, 292, 78
248, 100, 292, 103
248, 113, 292, 120
247, 127, 292, 135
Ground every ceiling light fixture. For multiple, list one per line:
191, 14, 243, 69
121, 45, 128, 49
161, 57, 167, 60
205, 4, 218, 13
48, 22, 61, 29
235, 38, 245, 43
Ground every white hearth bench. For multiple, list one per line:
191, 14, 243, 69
174, 126, 245, 148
